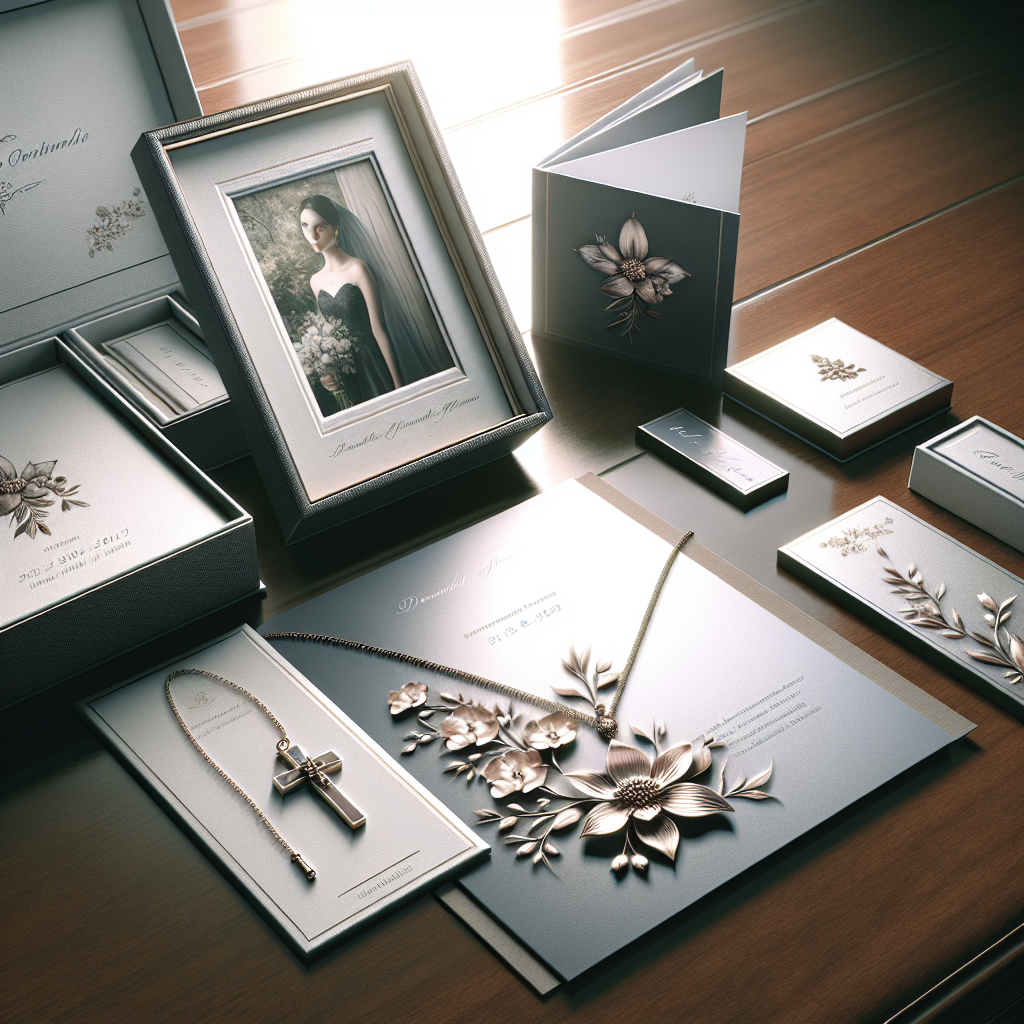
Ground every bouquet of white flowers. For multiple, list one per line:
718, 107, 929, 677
294, 312, 358, 411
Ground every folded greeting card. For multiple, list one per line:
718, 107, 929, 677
531, 61, 745, 388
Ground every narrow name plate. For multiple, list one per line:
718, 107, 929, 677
636, 407, 788, 509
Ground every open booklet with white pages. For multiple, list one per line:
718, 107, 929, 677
261, 475, 973, 991
78, 625, 489, 962
532, 61, 746, 386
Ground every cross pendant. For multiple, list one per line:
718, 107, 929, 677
273, 741, 366, 830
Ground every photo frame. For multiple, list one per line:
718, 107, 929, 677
133, 64, 550, 543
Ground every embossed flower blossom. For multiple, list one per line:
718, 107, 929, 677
565, 737, 730, 861
522, 711, 577, 750
482, 748, 548, 798
577, 215, 689, 343
440, 703, 500, 750
0, 457, 87, 540
387, 681, 428, 716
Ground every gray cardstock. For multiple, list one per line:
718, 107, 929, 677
779, 495, 1024, 718
78, 626, 489, 962
262, 476, 972, 985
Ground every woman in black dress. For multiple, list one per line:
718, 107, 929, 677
298, 195, 400, 404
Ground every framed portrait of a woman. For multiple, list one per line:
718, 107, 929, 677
133, 64, 550, 542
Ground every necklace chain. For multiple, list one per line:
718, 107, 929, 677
164, 530, 692, 876
165, 668, 313, 876
265, 530, 692, 738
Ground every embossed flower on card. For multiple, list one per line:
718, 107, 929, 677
566, 737, 731, 861
387, 681, 428, 715
0, 457, 88, 540
482, 748, 548, 798
577, 214, 689, 344
521, 711, 577, 750
440, 702, 500, 750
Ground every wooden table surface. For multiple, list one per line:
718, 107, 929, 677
3, 2, 1022, 1021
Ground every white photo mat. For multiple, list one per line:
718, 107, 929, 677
165, 88, 519, 503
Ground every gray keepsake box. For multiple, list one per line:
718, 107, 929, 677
0, 0, 247, 470
0, 337, 261, 708
725, 319, 952, 460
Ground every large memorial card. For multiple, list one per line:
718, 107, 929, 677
79, 626, 488, 962
262, 476, 972, 989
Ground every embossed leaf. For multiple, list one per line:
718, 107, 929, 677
936, 582, 946, 601
634, 814, 679, 860
630, 723, 653, 743
564, 771, 616, 799
595, 659, 613, 674
516, 842, 537, 857
966, 650, 1009, 666
401, 743, 417, 755
580, 802, 630, 837
551, 807, 583, 830
474, 809, 499, 819
551, 685, 589, 699
597, 672, 619, 690
543, 843, 560, 856
734, 790, 772, 800
498, 817, 517, 832
660, 783, 733, 817
978, 593, 998, 612
984, 613, 996, 626
940, 630, 964, 639
1009, 635, 1024, 673
952, 608, 966, 631
744, 761, 773, 790
908, 562, 918, 579
533, 848, 544, 865
506, 803, 526, 812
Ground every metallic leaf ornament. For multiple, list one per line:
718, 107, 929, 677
810, 353, 867, 381
878, 547, 1023, 686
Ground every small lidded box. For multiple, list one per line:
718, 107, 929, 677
0, 0, 259, 705
909, 416, 1024, 552
724, 319, 952, 460
0, 0, 246, 470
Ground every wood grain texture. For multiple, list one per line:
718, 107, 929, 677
2, 1, 1022, 1022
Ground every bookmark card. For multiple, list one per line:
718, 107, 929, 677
532, 63, 745, 388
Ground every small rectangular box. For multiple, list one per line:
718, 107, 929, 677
778, 496, 1024, 719
636, 407, 788, 510
64, 294, 247, 469
0, 338, 260, 708
725, 319, 952, 460
909, 416, 1024, 552
1, 0, 246, 470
